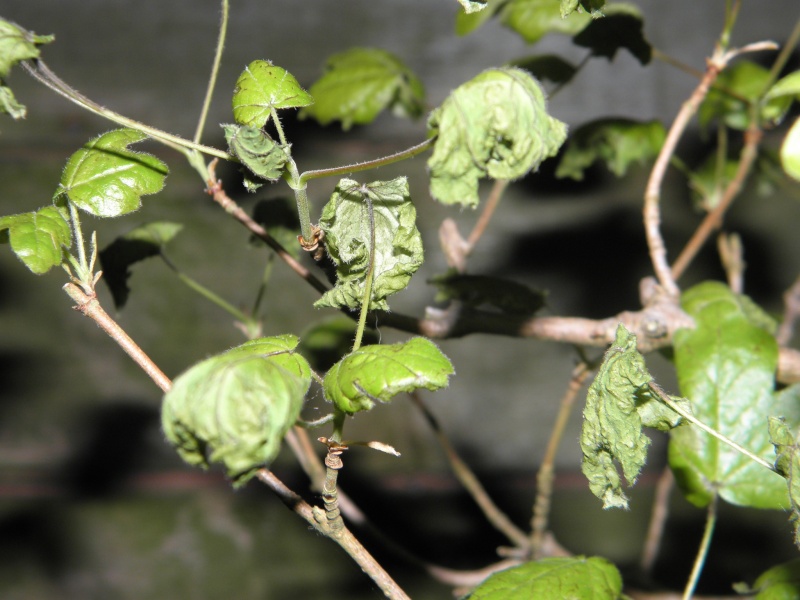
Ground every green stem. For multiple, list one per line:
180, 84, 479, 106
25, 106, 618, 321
300, 137, 434, 184
67, 201, 88, 274
763, 17, 800, 93
682, 496, 718, 600
352, 195, 376, 352
270, 107, 290, 147
193, 0, 229, 146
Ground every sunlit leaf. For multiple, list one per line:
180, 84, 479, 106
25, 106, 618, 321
510, 54, 578, 85
427, 67, 566, 207
315, 177, 423, 311
232, 60, 313, 128
429, 271, 546, 316
573, 5, 651, 64
54, 128, 168, 218
560, 0, 606, 18
455, 0, 503, 36
0, 205, 70, 274
162, 335, 311, 486
669, 281, 788, 509
498, 0, 591, 44
299, 48, 425, 130
99, 221, 183, 308
323, 337, 454, 414
223, 124, 289, 182
782, 117, 800, 182
0, 19, 53, 78
468, 556, 623, 600
457, 0, 489, 14
555, 118, 665, 180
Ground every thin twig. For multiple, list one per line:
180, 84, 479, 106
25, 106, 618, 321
640, 467, 675, 573
716, 232, 744, 294
193, 0, 229, 145
530, 362, 592, 557
467, 179, 509, 249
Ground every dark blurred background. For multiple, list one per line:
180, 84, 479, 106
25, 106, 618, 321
1, 1, 800, 598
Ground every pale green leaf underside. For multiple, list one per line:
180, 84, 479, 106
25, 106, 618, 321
669, 281, 787, 509
323, 338, 454, 414
300, 47, 425, 130
55, 128, 168, 218
223, 124, 288, 181
0, 205, 70, 274
427, 67, 566, 207
232, 60, 313, 128
468, 556, 623, 600
0, 19, 54, 78
315, 177, 423, 311
162, 335, 311, 486
0, 84, 25, 119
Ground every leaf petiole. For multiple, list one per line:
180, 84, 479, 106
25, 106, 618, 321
352, 194, 375, 352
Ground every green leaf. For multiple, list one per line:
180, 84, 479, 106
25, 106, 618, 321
0, 19, 54, 78
162, 334, 311, 486
468, 556, 623, 600
782, 117, 800, 182
742, 558, 800, 599
510, 54, 578, 85
561, 0, 606, 18
0, 205, 70, 274
99, 221, 183, 309
54, 128, 168, 218
669, 281, 788, 509
429, 271, 546, 316
572, 5, 651, 65
0, 84, 25, 119
427, 67, 566, 207
499, 0, 592, 44
769, 413, 800, 547
231, 60, 313, 128
314, 177, 423, 311
222, 124, 289, 182
323, 338, 454, 414
457, 0, 489, 14
456, 0, 504, 36
555, 118, 665, 181
765, 71, 800, 103
299, 48, 425, 130
581, 324, 678, 509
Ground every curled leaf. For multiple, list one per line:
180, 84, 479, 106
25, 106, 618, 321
0, 205, 71, 274
232, 60, 313, 128
427, 67, 566, 207
223, 124, 289, 182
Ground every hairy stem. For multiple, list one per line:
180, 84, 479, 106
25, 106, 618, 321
193, 0, 229, 145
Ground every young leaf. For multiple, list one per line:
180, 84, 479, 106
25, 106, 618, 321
162, 335, 311, 487
555, 118, 666, 181
429, 271, 546, 316
457, 0, 489, 14
572, 5, 651, 65
222, 124, 288, 182
0, 19, 54, 78
314, 177, 423, 311
782, 117, 800, 182
467, 556, 623, 600
427, 67, 566, 208
581, 324, 675, 509
0, 84, 25, 119
323, 337, 454, 414
499, 0, 591, 44
54, 128, 168, 218
231, 60, 313, 128
560, 0, 606, 18
299, 48, 425, 130
0, 205, 70, 274
510, 54, 578, 85
669, 281, 788, 509
455, 0, 503, 36
99, 221, 183, 308
738, 558, 800, 598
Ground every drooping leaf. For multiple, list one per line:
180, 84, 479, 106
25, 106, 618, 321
0, 19, 53, 78
560, 0, 606, 18
782, 117, 800, 182
580, 324, 681, 509
323, 337, 454, 414
54, 128, 168, 218
99, 221, 183, 308
314, 177, 423, 311
555, 118, 666, 181
467, 556, 624, 600
669, 281, 788, 509
427, 67, 567, 207
222, 124, 289, 182
162, 334, 311, 486
298, 317, 378, 372
737, 558, 800, 599
0, 84, 25, 119
0, 205, 70, 274
499, 0, 591, 44
457, 0, 489, 14
429, 271, 546, 316
769, 416, 800, 547
510, 54, 578, 85
455, 0, 504, 36
299, 48, 425, 130
573, 5, 651, 64
231, 60, 314, 128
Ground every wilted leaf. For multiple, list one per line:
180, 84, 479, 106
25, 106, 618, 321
232, 60, 313, 128
573, 6, 651, 64
782, 117, 800, 182
499, 0, 591, 44
427, 67, 566, 207
99, 221, 183, 308
323, 338, 454, 414
162, 335, 311, 486
315, 177, 423, 311
54, 128, 168, 218
429, 271, 546, 316
299, 48, 425, 130
0, 84, 25, 119
223, 124, 289, 182
0, 19, 53, 78
555, 118, 665, 180
669, 281, 788, 509
0, 205, 70, 274
510, 54, 578, 84
468, 556, 623, 600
